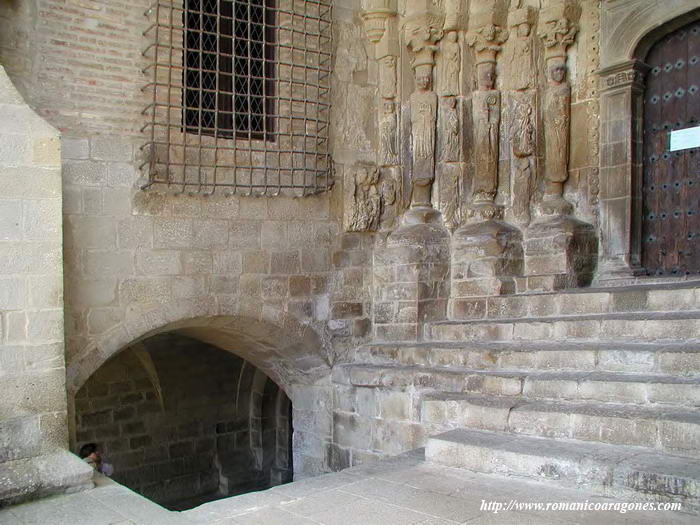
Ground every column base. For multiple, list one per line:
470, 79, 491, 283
373, 219, 450, 342
450, 219, 523, 312
0, 450, 95, 506
524, 216, 597, 292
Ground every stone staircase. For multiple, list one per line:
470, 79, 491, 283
339, 281, 700, 511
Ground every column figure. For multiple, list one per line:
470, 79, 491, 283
537, 3, 577, 217
466, 20, 507, 221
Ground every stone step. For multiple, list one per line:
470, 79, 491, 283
451, 281, 700, 320
333, 364, 700, 407
354, 341, 700, 375
0, 450, 94, 505
425, 427, 700, 511
428, 311, 700, 344
421, 393, 700, 458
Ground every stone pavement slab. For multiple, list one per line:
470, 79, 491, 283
1, 452, 697, 525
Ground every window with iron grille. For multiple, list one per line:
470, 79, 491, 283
184, 0, 273, 139
142, 0, 332, 196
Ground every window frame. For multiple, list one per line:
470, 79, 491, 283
183, 0, 276, 141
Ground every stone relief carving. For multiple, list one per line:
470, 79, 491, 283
346, 165, 382, 232
505, 3, 536, 92
439, 31, 461, 97
441, 96, 460, 162
379, 55, 398, 99
511, 93, 536, 226
439, 163, 462, 232
505, 3, 536, 226
379, 171, 398, 229
379, 99, 399, 166
344, 164, 399, 232
537, 2, 577, 216
470, 86, 501, 218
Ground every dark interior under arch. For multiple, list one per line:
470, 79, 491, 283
73, 333, 293, 510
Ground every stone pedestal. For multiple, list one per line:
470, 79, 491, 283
522, 216, 597, 292
450, 220, 523, 317
373, 220, 450, 342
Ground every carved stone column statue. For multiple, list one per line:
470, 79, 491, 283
410, 68, 438, 208
537, 4, 577, 217
506, 3, 536, 227
402, 10, 444, 224
450, 9, 524, 311
465, 20, 507, 221
522, 1, 597, 293
372, 5, 450, 344
360, 1, 400, 229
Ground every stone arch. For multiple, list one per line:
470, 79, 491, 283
596, 2, 700, 282
66, 301, 330, 399
66, 301, 332, 478
601, 2, 700, 69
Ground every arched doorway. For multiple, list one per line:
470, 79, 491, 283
641, 20, 700, 276
73, 332, 294, 510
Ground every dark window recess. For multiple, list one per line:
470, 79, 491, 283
184, 0, 274, 139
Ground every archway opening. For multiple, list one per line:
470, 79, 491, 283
73, 332, 293, 510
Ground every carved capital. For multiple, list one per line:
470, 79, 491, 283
404, 11, 445, 70
598, 60, 650, 92
468, 23, 508, 65
537, 1, 577, 61
360, 0, 397, 44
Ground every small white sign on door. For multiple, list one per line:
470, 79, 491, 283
668, 125, 700, 152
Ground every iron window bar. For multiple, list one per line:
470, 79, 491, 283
141, 0, 333, 196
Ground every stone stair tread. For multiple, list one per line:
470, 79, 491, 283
527, 279, 700, 295
361, 341, 700, 352
422, 392, 700, 424
341, 363, 700, 384
431, 309, 700, 326
428, 427, 700, 480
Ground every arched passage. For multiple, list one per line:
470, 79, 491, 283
66, 310, 333, 504
73, 333, 294, 509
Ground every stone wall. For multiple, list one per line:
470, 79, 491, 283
75, 334, 292, 508
0, 65, 93, 503
0, 0, 373, 480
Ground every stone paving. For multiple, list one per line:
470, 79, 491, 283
1, 451, 697, 525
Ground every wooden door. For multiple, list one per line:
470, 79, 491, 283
642, 20, 700, 276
